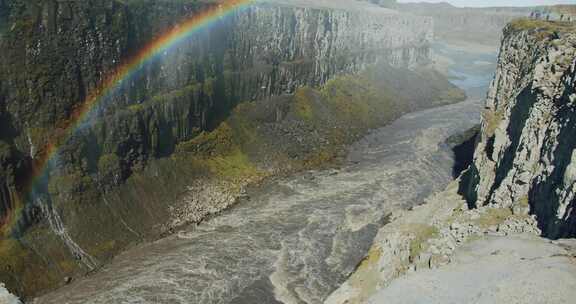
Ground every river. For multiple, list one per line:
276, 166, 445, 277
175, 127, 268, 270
30, 45, 492, 304
34, 98, 484, 304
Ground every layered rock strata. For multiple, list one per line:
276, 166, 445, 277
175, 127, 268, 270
460, 20, 576, 238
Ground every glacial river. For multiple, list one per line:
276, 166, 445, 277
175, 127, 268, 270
33, 97, 483, 304
26, 44, 497, 304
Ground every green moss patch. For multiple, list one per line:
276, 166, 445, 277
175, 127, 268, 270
177, 122, 235, 156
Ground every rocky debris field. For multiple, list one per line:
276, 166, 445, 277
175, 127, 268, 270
326, 180, 576, 304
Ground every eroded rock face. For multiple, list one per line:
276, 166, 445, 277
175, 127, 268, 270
396, 3, 530, 46
0, 2, 432, 221
460, 22, 576, 238
0, 0, 432, 222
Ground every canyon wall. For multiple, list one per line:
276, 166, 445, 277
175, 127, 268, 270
0, 0, 463, 298
460, 20, 576, 238
397, 3, 530, 47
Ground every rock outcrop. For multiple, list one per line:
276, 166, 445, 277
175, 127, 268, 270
460, 20, 576, 238
326, 179, 542, 304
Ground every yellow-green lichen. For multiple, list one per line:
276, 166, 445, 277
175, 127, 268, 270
518, 195, 530, 208
482, 108, 505, 137
408, 224, 440, 262
321, 75, 381, 127
293, 88, 316, 121
510, 18, 575, 40
473, 207, 513, 229
176, 120, 264, 182
0, 235, 63, 298
349, 246, 384, 302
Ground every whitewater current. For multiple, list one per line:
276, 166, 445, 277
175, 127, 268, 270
27, 91, 482, 303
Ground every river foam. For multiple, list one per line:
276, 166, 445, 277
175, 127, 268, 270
0, 283, 21, 304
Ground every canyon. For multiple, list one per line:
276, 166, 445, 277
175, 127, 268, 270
1, 0, 575, 303
32, 58, 487, 304
0, 0, 460, 298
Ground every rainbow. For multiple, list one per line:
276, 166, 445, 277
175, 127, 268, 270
13, 0, 255, 231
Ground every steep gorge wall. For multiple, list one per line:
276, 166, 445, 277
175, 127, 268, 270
398, 3, 530, 47
460, 20, 576, 238
0, 0, 447, 298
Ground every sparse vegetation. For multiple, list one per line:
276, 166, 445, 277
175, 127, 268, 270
351, 245, 383, 288
0, 234, 61, 298
473, 207, 513, 229
177, 122, 235, 156
518, 195, 530, 208
482, 108, 504, 137
98, 153, 122, 183
202, 148, 262, 180
408, 224, 439, 262
510, 18, 575, 40
293, 88, 316, 121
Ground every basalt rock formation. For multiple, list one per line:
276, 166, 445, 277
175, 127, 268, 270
397, 2, 530, 47
0, 0, 465, 298
460, 19, 576, 238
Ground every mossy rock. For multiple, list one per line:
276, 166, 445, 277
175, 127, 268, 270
408, 224, 440, 262
482, 108, 505, 138
97, 153, 123, 184
177, 121, 234, 157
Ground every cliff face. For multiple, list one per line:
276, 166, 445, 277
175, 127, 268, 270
460, 20, 576, 238
0, 0, 431, 162
398, 3, 530, 47
0, 0, 456, 298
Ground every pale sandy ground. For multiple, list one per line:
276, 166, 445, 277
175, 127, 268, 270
369, 235, 576, 304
